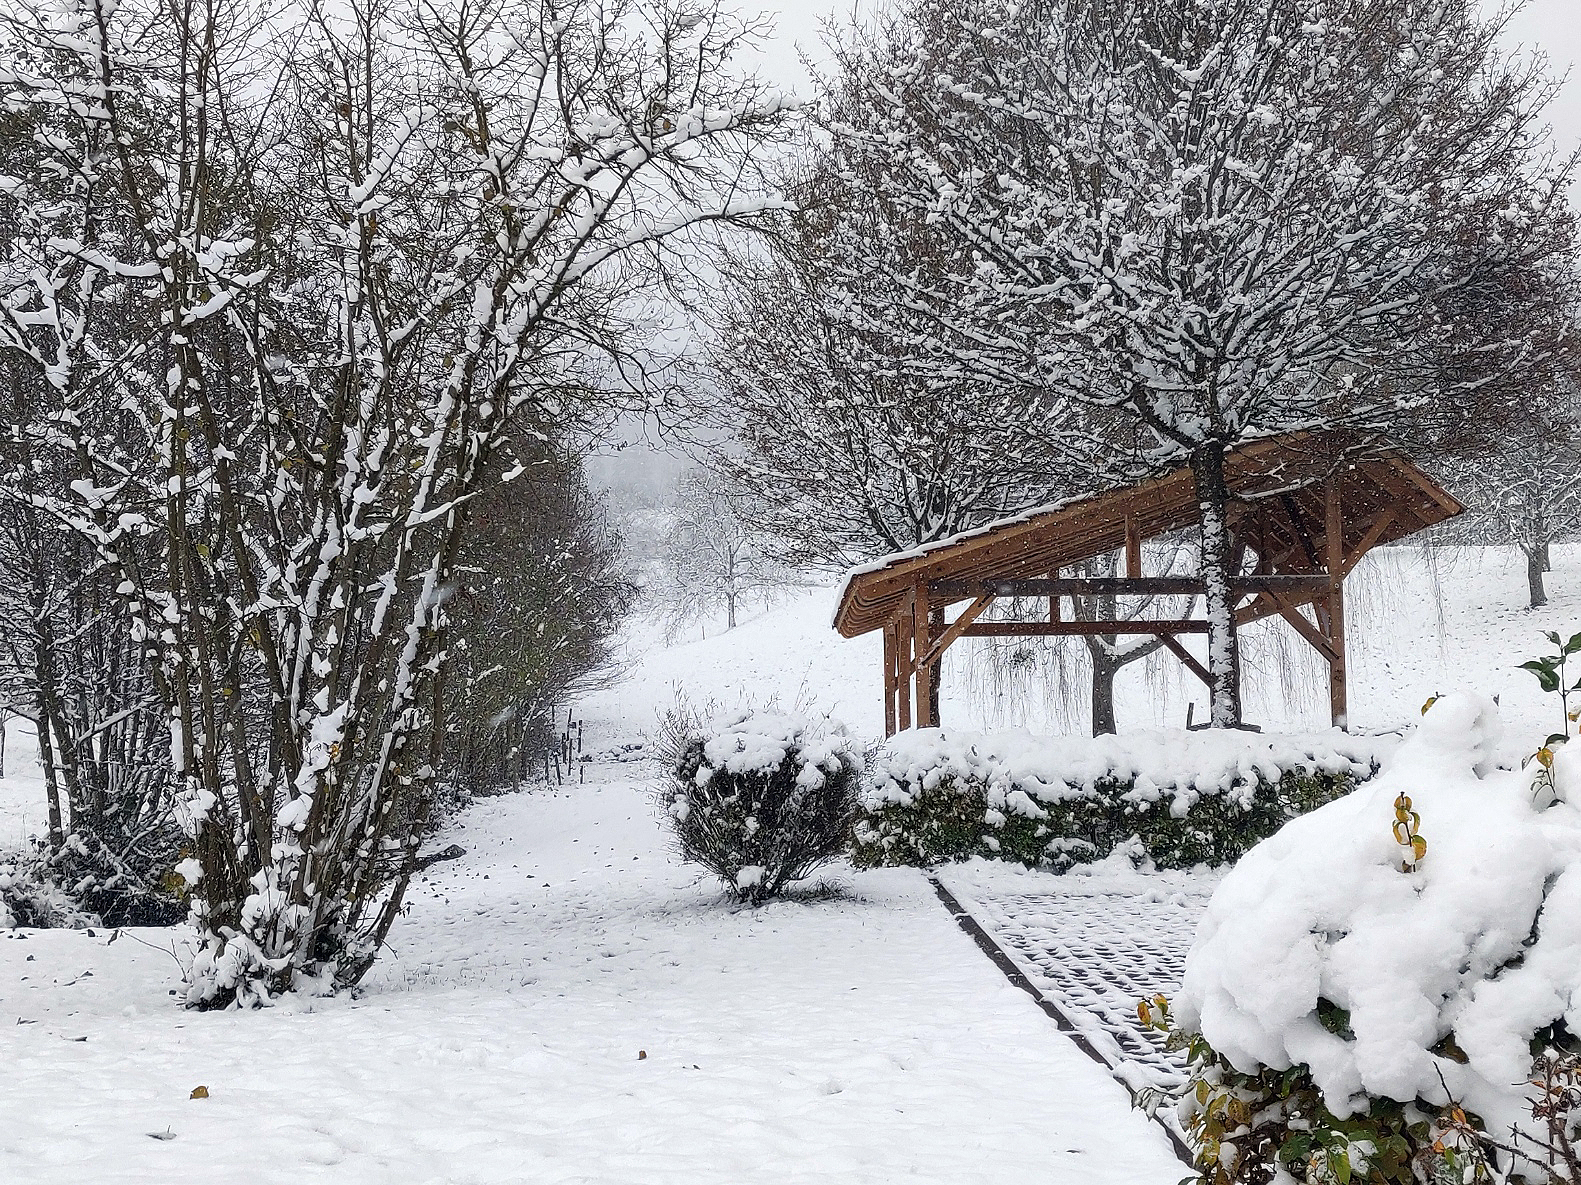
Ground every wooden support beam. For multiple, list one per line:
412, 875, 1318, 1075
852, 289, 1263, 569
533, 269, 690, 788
963, 620, 1210, 637
1157, 634, 1212, 687
933, 575, 1331, 599
882, 623, 897, 737
896, 595, 912, 732
1124, 515, 1142, 578
1280, 493, 1324, 570
1325, 479, 1348, 729
1271, 594, 1339, 665
917, 592, 996, 669
913, 582, 934, 728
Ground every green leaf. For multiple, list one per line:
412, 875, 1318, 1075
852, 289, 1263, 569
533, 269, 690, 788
1279, 1134, 1313, 1164
1545, 631, 1563, 647
1548, 734, 1570, 749
1565, 631, 1581, 655
1334, 1148, 1352, 1185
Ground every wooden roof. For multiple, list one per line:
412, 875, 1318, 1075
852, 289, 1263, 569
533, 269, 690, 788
833, 430, 1463, 638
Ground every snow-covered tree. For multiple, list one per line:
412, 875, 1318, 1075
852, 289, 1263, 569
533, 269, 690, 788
444, 437, 633, 798
658, 467, 787, 632
0, 0, 792, 1003
823, 0, 1577, 726
1442, 378, 1581, 608
702, 156, 1101, 565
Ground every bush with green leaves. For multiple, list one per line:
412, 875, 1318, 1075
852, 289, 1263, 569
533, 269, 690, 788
1138, 995, 1509, 1185
659, 708, 861, 904
851, 727, 1382, 871
1169, 693, 1581, 1185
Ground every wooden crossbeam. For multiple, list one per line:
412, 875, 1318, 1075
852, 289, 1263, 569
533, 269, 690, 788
962, 620, 1210, 637
916, 592, 996, 669
1269, 593, 1339, 664
933, 575, 1331, 599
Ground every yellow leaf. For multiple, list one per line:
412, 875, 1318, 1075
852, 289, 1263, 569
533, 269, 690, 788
190, 1086, 209, 1099
1421, 695, 1439, 715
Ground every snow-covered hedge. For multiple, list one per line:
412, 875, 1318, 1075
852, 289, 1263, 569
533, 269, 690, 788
660, 709, 862, 905
852, 727, 1386, 872
1169, 693, 1581, 1185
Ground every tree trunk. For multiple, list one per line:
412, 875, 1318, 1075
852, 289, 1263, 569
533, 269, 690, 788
1539, 539, 1551, 573
726, 592, 737, 630
1527, 545, 1548, 608
1090, 648, 1118, 735
1189, 441, 1243, 727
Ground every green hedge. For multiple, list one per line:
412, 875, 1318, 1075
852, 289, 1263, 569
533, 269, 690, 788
851, 728, 1382, 871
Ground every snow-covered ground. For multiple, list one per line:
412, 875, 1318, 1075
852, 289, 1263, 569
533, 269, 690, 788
1, 544, 1577, 1183
2, 764, 1181, 1183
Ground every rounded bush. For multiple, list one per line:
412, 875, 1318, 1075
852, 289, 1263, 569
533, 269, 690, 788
660, 708, 861, 905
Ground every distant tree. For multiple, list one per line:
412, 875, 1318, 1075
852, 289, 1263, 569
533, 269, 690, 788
703, 139, 1106, 568
659, 468, 789, 632
1440, 379, 1581, 608
823, 0, 1577, 727
445, 440, 634, 797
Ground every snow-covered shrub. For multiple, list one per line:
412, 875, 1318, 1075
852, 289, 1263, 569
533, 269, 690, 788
0, 847, 101, 930
851, 728, 1383, 871
1165, 693, 1581, 1185
660, 708, 862, 905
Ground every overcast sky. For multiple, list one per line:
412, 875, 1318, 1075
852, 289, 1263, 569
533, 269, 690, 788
747, 0, 1581, 164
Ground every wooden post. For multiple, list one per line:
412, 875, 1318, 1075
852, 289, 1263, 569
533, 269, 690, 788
928, 603, 945, 727
1048, 570, 1060, 623
1124, 515, 1142, 579
882, 622, 898, 737
897, 593, 913, 732
1325, 478, 1348, 730
913, 581, 934, 728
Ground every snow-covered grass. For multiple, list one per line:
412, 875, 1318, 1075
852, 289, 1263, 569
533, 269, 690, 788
1, 544, 1577, 1183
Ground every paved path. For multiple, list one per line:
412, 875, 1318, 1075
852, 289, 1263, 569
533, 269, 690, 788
936, 873, 1211, 1111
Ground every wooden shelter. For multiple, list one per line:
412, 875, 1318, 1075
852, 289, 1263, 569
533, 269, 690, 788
832, 430, 1463, 736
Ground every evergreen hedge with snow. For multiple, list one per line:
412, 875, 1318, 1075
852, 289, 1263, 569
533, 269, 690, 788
1162, 693, 1581, 1185
851, 728, 1386, 872
660, 709, 862, 905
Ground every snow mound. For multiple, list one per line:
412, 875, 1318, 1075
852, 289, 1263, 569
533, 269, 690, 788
1179, 693, 1581, 1137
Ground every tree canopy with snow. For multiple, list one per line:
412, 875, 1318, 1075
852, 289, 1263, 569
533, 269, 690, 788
0, 0, 795, 1004
820, 0, 1579, 726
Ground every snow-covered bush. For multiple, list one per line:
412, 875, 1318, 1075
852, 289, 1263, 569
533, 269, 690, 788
852, 728, 1383, 871
0, 847, 101, 930
1165, 693, 1581, 1185
660, 708, 862, 905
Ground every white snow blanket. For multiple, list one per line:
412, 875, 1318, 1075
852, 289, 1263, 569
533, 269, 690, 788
1180, 693, 1581, 1139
